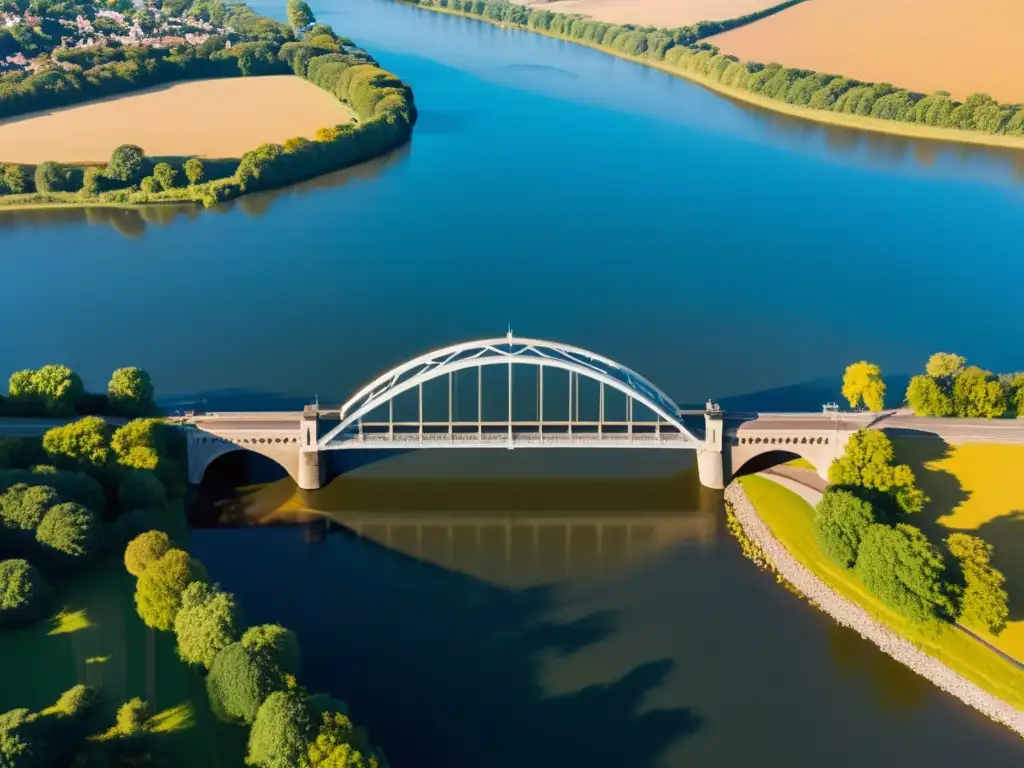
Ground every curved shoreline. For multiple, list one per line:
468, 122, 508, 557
405, 2, 1024, 152
724, 481, 1024, 737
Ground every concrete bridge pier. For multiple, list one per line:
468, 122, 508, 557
297, 405, 323, 491
696, 409, 724, 490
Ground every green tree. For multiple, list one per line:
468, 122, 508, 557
36, 502, 100, 569
905, 375, 953, 417
287, 0, 315, 29
134, 548, 207, 631
111, 419, 165, 471
107, 367, 154, 416
813, 488, 876, 568
828, 429, 926, 514
42, 416, 110, 471
206, 642, 287, 725
0, 484, 58, 549
947, 533, 1009, 634
246, 690, 314, 768
140, 176, 161, 194
951, 366, 1006, 418
114, 697, 150, 736
34, 161, 70, 193
306, 708, 382, 768
0, 558, 50, 628
8, 365, 83, 416
152, 162, 178, 190
855, 523, 951, 627
81, 166, 104, 196
184, 158, 204, 185
124, 530, 171, 577
841, 361, 885, 411
2, 164, 28, 194
242, 624, 301, 677
118, 470, 167, 512
925, 352, 965, 380
107, 144, 148, 185
174, 581, 242, 669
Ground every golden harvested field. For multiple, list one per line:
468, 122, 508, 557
0, 76, 351, 164
524, 0, 780, 28
893, 440, 1024, 663
708, 0, 1024, 104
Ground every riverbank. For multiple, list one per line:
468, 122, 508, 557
404, 2, 1024, 152
727, 478, 1024, 736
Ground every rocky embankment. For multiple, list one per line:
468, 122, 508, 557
725, 482, 1024, 737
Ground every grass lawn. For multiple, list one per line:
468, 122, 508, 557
739, 474, 1024, 710
892, 439, 1024, 662
0, 556, 246, 764
783, 457, 816, 470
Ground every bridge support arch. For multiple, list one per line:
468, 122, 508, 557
297, 406, 323, 491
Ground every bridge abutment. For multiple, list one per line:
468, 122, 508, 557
697, 409, 725, 490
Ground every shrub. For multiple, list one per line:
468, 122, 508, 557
34, 161, 71, 193
247, 691, 314, 768
206, 642, 287, 725
140, 176, 161, 194
42, 417, 110, 472
0, 484, 59, 548
107, 144, 148, 184
114, 697, 150, 736
50, 684, 97, 719
2, 164, 28, 194
0, 558, 50, 627
8, 365, 84, 416
184, 158, 204, 185
107, 367, 154, 416
813, 488, 875, 567
855, 523, 951, 627
134, 548, 207, 630
152, 162, 179, 190
118, 470, 167, 512
947, 533, 1009, 634
174, 581, 242, 669
36, 502, 101, 569
242, 624, 301, 677
124, 530, 171, 576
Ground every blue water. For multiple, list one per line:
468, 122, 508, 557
1, 0, 1022, 410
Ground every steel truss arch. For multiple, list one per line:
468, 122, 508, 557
319, 336, 698, 447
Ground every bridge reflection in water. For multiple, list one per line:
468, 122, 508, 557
199, 469, 720, 588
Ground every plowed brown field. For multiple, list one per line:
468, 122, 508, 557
0, 76, 351, 164
708, 0, 1024, 104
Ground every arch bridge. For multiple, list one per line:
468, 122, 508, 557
184, 334, 867, 490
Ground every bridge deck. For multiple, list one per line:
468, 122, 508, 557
325, 431, 695, 449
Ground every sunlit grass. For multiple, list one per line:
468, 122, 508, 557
85, 656, 109, 664
893, 441, 1024, 663
740, 475, 1024, 710
48, 608, 93, 635
149, 702, 196, 733
782, 457, 816, 470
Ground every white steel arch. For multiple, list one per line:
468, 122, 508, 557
318, 335, 699, 448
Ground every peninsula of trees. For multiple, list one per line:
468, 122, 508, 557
0, 0, 416, 208
405, 0, 1024, 144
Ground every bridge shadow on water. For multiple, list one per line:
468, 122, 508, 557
191, 520, 703, 767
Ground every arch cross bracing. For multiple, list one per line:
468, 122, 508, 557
318, 336, 700, 449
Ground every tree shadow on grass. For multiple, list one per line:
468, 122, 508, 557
192, 527, 702, 768
975, 511, 1024, 622
887, 432, 970, 541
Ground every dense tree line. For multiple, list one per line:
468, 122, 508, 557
409, 0, 1024, 138
816, 430, 1009, 633
125, 526, 389, 766
0, 13, 415, 207
906, 352, 1024, 418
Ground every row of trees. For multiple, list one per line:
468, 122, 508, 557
126, 528, 388, 767
816, 430, 1008, 632
411, 0, 1024, 138
1, 19, 416, 208
906, 353, 1024, 418
840, 354, 1024, 418
2, 364, 155, 417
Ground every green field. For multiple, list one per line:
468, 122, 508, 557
740, 474, 1024, 710
0, 557, 246, 764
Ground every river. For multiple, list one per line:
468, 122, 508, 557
3, 0, 1024, 763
